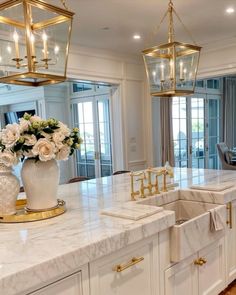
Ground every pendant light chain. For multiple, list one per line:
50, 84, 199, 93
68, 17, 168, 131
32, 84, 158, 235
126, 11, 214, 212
146, 9, 168, 47
145, 0, 197, 47
168, 0, 174, 43
172, 7, 197, 45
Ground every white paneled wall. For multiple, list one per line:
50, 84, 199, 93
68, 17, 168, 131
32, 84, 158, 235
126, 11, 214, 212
67, 46, 151, 172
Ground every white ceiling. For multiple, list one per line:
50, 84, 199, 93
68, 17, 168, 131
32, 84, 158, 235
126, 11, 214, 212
9, 0, 236, 55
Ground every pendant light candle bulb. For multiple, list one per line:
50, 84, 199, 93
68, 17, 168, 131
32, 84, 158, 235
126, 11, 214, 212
54, 45, 60, 55
179, 61, 183, 80
160, 64, 165, 82
13, 30, 20, 59
42, 32, 48, 60
183, 68, 187, 80
30, 34, 35, 57
169, 60, 174, 80
7, 45, 12, 54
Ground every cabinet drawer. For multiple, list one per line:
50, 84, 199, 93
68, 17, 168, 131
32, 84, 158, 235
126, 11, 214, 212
30, 271, 83, 295
90, 237, 159, 295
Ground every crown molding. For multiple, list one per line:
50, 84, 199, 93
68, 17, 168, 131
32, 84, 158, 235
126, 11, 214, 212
201, 36, 236, 54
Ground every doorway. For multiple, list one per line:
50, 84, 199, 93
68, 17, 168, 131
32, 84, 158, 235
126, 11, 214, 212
72, 82, 113, 178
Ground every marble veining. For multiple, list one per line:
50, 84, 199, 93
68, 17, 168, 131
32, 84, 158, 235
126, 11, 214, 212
2, 168, 236, 294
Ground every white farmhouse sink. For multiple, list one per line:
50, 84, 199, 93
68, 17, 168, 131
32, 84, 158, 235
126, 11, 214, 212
161, 200, 226, 262
139, 196, 227, 262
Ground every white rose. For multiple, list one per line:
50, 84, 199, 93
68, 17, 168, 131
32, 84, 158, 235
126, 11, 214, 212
56, 145, 70, 161
24, 134, 37, 146
0, 150, 18, 167
52, 131, 65, 148
57, 121, 70, 137
19, 118, 31, 132
32, 138, 56, 162
1, 124, 20, 148
30, 115, 43, 123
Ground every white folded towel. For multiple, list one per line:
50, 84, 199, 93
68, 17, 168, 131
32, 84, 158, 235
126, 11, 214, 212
209, 207, 225, 232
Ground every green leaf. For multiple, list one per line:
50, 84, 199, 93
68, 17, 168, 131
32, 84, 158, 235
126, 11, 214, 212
42, 128, 54, 134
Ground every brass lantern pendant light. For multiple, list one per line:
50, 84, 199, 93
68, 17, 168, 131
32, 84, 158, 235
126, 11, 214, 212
0, 0, 74, 87
143, 0, 201, 97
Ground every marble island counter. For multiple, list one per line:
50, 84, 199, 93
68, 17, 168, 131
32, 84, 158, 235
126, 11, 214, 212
2, 168, 236, 295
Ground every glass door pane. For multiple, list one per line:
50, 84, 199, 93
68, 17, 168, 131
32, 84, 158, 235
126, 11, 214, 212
191, 98, 206, 168
172, 97, 188, 167
72, 94, 113, 179
74, 100, 96, 178
97, 97, 113, 177
207, 97, 221, 169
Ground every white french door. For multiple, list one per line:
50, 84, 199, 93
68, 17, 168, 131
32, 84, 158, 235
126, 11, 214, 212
72, 94, 113, 178
172, 94, 221, 169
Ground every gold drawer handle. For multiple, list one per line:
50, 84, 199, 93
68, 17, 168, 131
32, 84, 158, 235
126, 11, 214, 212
194, 257, 207, 266
113, 256, 144, 272
227, 202, 232, 229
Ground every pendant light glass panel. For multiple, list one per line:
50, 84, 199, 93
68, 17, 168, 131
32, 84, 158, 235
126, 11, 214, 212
143, 42, 201, 96
0, 0, 74, 87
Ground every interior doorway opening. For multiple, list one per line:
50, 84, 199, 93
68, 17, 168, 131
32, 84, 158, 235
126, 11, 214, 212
71, 81, 116, 179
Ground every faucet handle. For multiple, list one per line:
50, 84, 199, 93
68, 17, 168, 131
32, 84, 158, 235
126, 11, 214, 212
136, 176, 145, 198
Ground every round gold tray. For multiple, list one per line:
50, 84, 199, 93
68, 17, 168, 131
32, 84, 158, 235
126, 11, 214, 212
0, 199, 66, 223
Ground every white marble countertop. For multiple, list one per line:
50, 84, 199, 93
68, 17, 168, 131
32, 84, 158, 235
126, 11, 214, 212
2, 167, 236, 295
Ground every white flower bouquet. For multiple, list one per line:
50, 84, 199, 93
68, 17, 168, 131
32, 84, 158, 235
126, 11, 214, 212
0, 113, 82, 166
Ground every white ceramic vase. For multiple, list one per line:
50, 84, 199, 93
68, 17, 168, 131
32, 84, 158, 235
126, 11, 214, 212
21, 159, 59, 211
0, 163, 20, 216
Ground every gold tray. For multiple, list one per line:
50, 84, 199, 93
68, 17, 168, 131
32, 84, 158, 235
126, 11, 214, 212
0, 199, 66, 223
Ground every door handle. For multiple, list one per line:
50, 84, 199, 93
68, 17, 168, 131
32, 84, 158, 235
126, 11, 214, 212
190, 146, 193, 155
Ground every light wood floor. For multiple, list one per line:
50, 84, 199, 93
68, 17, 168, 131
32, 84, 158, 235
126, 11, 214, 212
220, 281, 236, 294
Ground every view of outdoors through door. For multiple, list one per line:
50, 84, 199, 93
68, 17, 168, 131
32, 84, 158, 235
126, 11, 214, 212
191, 97, 205, 168
72, 83, 113, 179
172, 80, 221, 169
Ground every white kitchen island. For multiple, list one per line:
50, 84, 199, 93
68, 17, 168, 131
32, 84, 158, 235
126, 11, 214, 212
1, 168, 236, 295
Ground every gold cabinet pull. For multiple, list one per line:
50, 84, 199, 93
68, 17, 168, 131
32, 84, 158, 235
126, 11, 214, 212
200, 257, 207, 264
113, 256, 144, 272
194, 257, 207, 266
226, 202, 232, 229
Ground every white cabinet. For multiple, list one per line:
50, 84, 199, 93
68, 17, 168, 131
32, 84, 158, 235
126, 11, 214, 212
30, 272, 83, 295
198, 238, 225, 295
90, 236, 159, 295
164, 238, 225, 295
165, 253, 198, 295
28, 265, 89, 295
226, 200, 236, 284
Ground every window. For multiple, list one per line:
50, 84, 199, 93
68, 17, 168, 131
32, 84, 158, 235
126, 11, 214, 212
172, 79, 222, 169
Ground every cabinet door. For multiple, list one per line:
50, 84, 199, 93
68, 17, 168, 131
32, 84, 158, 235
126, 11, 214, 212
226, 200, 236, 284
90, 237, 159, 295
198, 238, 225, 295
164, 253, 198, 295
30, 271, 83, 295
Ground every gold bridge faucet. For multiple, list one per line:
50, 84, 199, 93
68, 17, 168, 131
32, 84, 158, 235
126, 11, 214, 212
130, 166, 174, 201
